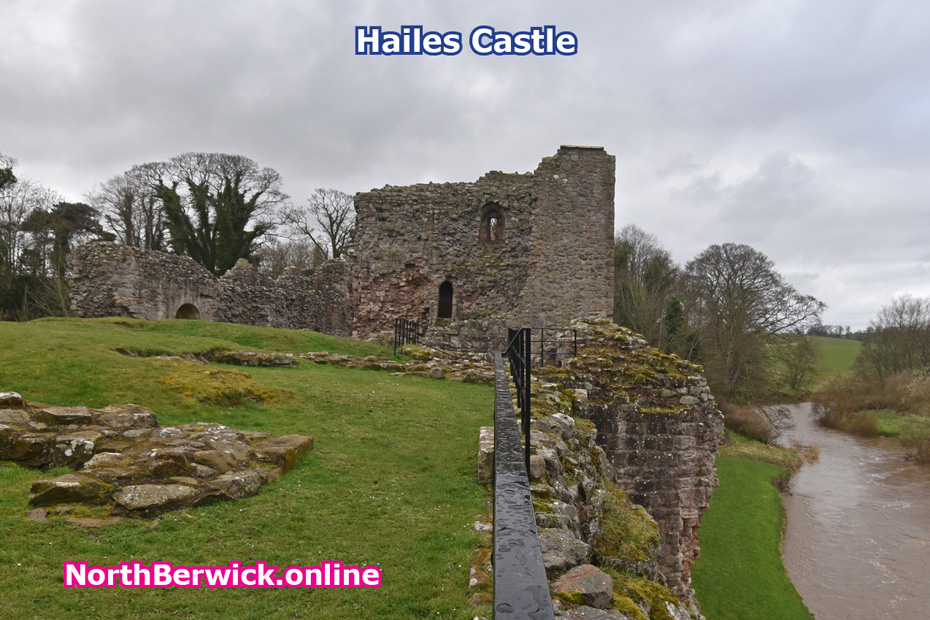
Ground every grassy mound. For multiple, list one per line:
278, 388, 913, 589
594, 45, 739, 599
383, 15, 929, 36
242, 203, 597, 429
0, 318, 493, 619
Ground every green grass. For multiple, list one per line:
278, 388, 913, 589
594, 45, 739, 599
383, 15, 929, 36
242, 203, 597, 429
717, 430, 802, 471
810, 335, 860, 380
691, 457, 813, 620
873, 409, 930, 437
0, 318, 493, 619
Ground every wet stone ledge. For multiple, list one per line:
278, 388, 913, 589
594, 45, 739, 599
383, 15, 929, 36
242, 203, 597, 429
0, 392, 313, 519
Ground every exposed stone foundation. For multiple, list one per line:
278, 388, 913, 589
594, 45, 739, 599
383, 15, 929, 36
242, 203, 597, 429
0, 391, 312, 519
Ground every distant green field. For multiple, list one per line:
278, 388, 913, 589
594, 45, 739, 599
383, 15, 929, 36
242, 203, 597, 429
809, 336, 861, 380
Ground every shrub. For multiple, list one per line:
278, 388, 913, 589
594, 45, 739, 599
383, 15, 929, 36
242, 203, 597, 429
811, 371, 911, 436
901, 432, 930, 465
900, 369, 930, 416
718, 399, 776, 444
848, 411, 881, 437
789, 439, 820, 462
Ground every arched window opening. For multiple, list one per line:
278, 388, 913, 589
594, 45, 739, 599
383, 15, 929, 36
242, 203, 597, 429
176, 303, 201, 320
479, 203, 506, 244
438, 281, 454, 319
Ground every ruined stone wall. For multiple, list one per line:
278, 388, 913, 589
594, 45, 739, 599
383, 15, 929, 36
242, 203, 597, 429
70, 242, 353, 336
211, 260, 353, 335
591, 403, 720, 601
352, 146, 615, 340
537, 320, 725, 607
70, 242, 220, 321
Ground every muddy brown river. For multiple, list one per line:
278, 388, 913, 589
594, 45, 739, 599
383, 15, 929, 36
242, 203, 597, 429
778, 403, 930, 620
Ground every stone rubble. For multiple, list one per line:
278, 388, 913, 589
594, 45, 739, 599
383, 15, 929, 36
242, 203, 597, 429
300, 348, 495, 385
0, 392, 312, 519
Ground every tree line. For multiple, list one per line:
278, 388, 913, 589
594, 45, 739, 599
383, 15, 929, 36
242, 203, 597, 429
612, 224, 826, 401
0, 149, 354, 320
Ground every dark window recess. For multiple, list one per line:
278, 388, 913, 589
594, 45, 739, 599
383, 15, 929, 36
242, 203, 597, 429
438, 281, 454, 319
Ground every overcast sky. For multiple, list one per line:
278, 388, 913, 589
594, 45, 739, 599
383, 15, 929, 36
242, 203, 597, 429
3, 0, 929, 329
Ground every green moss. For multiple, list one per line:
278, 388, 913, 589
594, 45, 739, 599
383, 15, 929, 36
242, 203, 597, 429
553, 590, 588, 607
575, 417, 596, 433
150, 358, 291, 407
593, 480, 660, 565
607, 568, 680, 620
532, 496, 553, 513
613, 595, 648, 620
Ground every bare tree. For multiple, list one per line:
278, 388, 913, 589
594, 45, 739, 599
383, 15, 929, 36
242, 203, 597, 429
855, 295, 930, 381
86, 167, 166, 251
255, 237, 315, 277
683, 243, 825, 398
773, 335, 820, 391
1, 175, 61, 283
287, 188, 355, 259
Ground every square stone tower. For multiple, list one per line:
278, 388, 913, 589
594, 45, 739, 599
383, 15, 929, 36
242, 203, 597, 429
352, 146, 615, 342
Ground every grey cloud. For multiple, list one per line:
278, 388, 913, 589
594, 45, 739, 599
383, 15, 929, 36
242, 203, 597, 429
2, 0, 930, 329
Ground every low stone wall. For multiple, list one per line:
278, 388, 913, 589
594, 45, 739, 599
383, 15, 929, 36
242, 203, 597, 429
422, 319, 508, 353
70, 242, 353, 336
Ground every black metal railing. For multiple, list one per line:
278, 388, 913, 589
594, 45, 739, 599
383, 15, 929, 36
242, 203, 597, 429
393, 318, 420, 356
492, 353, 555, 620
531, 327, 578, 367
505, 327, 532, 475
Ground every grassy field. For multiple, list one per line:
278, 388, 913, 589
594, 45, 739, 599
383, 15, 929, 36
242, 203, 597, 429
0, 318, 494, 620
810, 336, 861, 380
691, 452, 813, 620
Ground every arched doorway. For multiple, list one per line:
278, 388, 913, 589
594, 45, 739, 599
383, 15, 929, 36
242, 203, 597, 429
438, 281, 454, 319
175, 303, 201, 319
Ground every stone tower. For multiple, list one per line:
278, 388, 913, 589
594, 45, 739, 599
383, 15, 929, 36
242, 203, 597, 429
352, 146, 615, 344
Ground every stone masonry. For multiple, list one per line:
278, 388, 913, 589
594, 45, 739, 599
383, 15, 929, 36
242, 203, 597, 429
352, 146, 615, 341
537, 320, 725, 609
70, 242, 353, 336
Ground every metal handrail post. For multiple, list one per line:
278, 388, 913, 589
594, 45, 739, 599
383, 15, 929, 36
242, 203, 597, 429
523, 327, 531, 474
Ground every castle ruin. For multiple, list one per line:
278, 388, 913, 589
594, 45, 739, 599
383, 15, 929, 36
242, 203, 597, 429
69, 242, 353, 336
352, 145, 615, 344
70, 146, 616, 346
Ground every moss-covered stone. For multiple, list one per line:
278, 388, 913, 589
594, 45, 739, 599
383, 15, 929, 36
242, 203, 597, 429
594, 480, 660, 571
